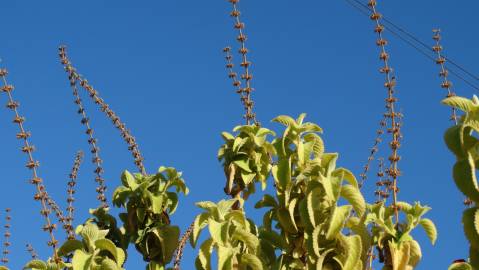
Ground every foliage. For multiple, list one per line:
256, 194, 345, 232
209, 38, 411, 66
190, 199, 264, 270
366, 201, 436, 270
24, 223, 125, 270
218, 125, 276, 201
112, 168, 188, 269
443, 95, 479, 269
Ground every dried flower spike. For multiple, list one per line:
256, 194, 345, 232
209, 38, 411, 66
368, 0, 402, 224
432, 29, 458, 124
26, 244, 38, 259
173, 221, 195, 270
0, 67, 60, 261
227, 0, 257, 125
1, 209, 11, 265
58, 46, 147, 176
65, 151, 84, 239
59, 48, 109, 208
223, 46, 252, 123
359, 116, 386, 188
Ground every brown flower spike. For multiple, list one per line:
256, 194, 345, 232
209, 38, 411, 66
58, 46, 147, 176
368, 0, 403, 224
0, 69, 60, 261
432, 29, 458, 124
1, 209, 11, 265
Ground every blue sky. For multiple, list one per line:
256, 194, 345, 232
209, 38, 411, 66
0, 0, 478, 269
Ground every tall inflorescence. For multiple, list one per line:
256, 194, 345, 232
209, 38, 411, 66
368, 0, 403, 224
1, 209, 11, 265
432, 30, 471, 208
59, 47, 109, 208
432, 29, 458, 125
58, 46, 147, 176
359, 117, 386, 188
0, 68, 60, 261
26, 244, 38, 260
65, 151, 84, 239
227, 0, 257, 125
173, 221, 195, 270
223, 47, 250, 121
45, 196, 70, 238
374, 158, 392, 204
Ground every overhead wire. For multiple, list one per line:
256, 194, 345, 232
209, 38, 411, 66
343, 0, 479, 91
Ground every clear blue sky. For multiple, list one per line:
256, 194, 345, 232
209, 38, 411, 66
0, 0, 478, 269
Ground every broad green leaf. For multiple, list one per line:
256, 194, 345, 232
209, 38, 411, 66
389, 241, 410, 270
217, 245, 235, 270
277, 207, 298, 233
221, 132, 235, 141
233, 159, 252, 173
121, 170, 139, 190
340, 184, 366, 216
23, 260, 47, 270
272, 157, 292, 191
240, 254, 264, 270
448, 262, 473, 270
418, 218, 437, 245
342, 235, 362, 270
196, 239, 214, 270
208, 219, 229, 246
100, 258, 121, 270
326, 205, 352, 240
191, 213, 211, 248
407, 240, 422, 268
453, 154, 479, 202
232, 228, 259, 252
95, 238, 119, 262
72, 250, 93, 270
57, 239, 83, 257
463, 207, 479, 249
255, 195, 277, 209
153, 225, 180, 263
273, 115, 297, 127
442, 96, 476, 113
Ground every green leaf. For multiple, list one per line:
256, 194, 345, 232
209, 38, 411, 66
232, 227, 259, 252
57, 239, 83, 257
221, 132, 235, 141
121, 170, 139, 190
233, 159, 252, 173
272, 115, 297, 127
407, 240, 422, 268
191, 213, 210, 248
463, 207, 479, 249
208, 219, 229, 245
453, 155, 479, 202
326, 205, 352, 240
95, 238, 120, 262
277, 207, 298, 233
443, 96, 476, 112
217, 245, 234, 270
196, 239, 214, 270
240, 253, 264, 270
342, 235, 362, 270
418, 218, 437, 245
255, 195, 277, 209
153, 225, 180, 263
147, 192, 164, 214
272, 157, 292, 191
340, 184, 365, 216
100, 258, 121, 270
448, 262, 473, 270
72, 250, 93, 270
23, 260, 47, 270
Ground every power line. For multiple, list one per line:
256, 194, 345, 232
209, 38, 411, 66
344, 0, 479, 91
